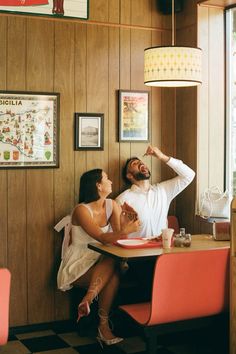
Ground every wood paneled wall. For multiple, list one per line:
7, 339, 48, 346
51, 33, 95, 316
175, 0, 198, 232
0, 0, 179, 326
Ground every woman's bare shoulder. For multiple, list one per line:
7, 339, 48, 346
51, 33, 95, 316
72, 204, 91, 224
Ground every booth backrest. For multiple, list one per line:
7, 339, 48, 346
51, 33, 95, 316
167, 215, 180, 234
120, 248, 229, 328
0, 268, 11, 346
149, 248, 229, 325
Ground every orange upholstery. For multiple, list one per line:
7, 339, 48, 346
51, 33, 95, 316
119, 249, 229, 354
0, 269, 11, 346
167, 215, 180, 234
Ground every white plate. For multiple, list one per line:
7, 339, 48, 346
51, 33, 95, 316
117, 239, 148, 246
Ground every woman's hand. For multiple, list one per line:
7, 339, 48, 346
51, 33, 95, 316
121, 218, 140, 235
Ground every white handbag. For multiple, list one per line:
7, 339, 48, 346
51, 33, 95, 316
199, 186, 232, 219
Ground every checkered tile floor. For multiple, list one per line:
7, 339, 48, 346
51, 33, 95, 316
2, 317, 228, 354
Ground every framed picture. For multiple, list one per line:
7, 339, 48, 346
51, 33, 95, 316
0, 91, 59, 168
118, 90, 149, 142
0, 0, 88, 20
74, 113, 104, 151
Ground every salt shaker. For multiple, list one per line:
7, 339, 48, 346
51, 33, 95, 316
183, 233, 191, 247
173, 227, 187, 247
173, 234, 182, 247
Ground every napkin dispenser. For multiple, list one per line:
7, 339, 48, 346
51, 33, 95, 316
213, 221, 230, 241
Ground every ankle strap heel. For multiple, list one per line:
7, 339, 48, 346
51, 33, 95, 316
97, 328, 123, 346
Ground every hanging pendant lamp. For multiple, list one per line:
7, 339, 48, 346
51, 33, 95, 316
144, 0, 202, 87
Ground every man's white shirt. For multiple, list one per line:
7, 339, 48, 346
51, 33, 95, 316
116, 157, 195, 238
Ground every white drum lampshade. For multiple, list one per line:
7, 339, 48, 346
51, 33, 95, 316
144, 45, 202, 87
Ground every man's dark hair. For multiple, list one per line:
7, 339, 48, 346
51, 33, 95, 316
122, 157, 140, 185
79, 168, 103, 203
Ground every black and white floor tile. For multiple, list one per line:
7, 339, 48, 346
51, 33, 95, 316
1, 315, 228, 354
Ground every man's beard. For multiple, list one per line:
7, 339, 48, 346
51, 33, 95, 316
132, 170, 151, 181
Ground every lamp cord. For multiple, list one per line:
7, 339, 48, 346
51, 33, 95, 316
172, 0, 175, 46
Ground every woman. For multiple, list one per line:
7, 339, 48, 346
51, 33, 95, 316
57, 169, 140, 346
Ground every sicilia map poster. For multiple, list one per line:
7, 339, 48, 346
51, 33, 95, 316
0, 92, 59, 168
0, 0, 88, 19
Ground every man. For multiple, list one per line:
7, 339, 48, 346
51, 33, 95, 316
116, 145, 195, 238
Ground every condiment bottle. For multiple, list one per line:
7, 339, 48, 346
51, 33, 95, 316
183, 233, 191, 247
173, 227, 185, 247
179, 228, 185, 237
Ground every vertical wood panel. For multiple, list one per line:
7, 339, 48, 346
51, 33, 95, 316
74, 24, 87, 201
174, 0, 198, 231
176, 87, 197, 231
120, 0, 131, 25
151, 0, 163, 29
89, 0, 109, 22
119, 27, 131, 191
150, 31, 162, 184
130, 29, 151, 160
161, 29, 175, 190
87, 25, 109, 172
0, 17, 7, 268
131, 0, 152, 27
176, 23, 197, 231
109, 0, 119, 24
54, 22, 75, 320
161, 23, 175, 189
7, 16, 27, 326
161, 88, 176, 177
177, 0, 197, 28
26, 19, 55, 323
108, 27, 120, 197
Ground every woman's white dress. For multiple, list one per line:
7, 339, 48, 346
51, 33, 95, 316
57, 199, 113, 291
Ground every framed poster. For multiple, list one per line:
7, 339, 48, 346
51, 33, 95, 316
0, 91, 59, 168
0, 0, 88, 19
74, 113, 104, 151
118, 90, 149, 142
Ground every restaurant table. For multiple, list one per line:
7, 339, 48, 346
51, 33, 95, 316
88, 234, 230, 261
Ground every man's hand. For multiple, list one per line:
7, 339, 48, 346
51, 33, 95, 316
120, 202, 140, 234
121, 202, 138, 221
144, 145, 170, 163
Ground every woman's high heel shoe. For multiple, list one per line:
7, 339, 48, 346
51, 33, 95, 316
77, 301, 90, 323
96, 328, 123, 347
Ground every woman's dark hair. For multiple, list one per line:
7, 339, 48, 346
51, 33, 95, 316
122, 157, 140, 185
79, 169, 103, 203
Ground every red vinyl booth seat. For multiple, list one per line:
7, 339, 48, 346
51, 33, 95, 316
0, 269, 11, 346
119, 249, 229, 354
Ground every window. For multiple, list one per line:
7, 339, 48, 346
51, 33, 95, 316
197, 5, 225, 213
226, 7, 236, 196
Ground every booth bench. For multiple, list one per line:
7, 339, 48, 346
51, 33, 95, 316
119, 248, 229, 354
0, 268, 11, 346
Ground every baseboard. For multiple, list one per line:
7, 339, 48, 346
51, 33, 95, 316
9, 319, 76, 336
